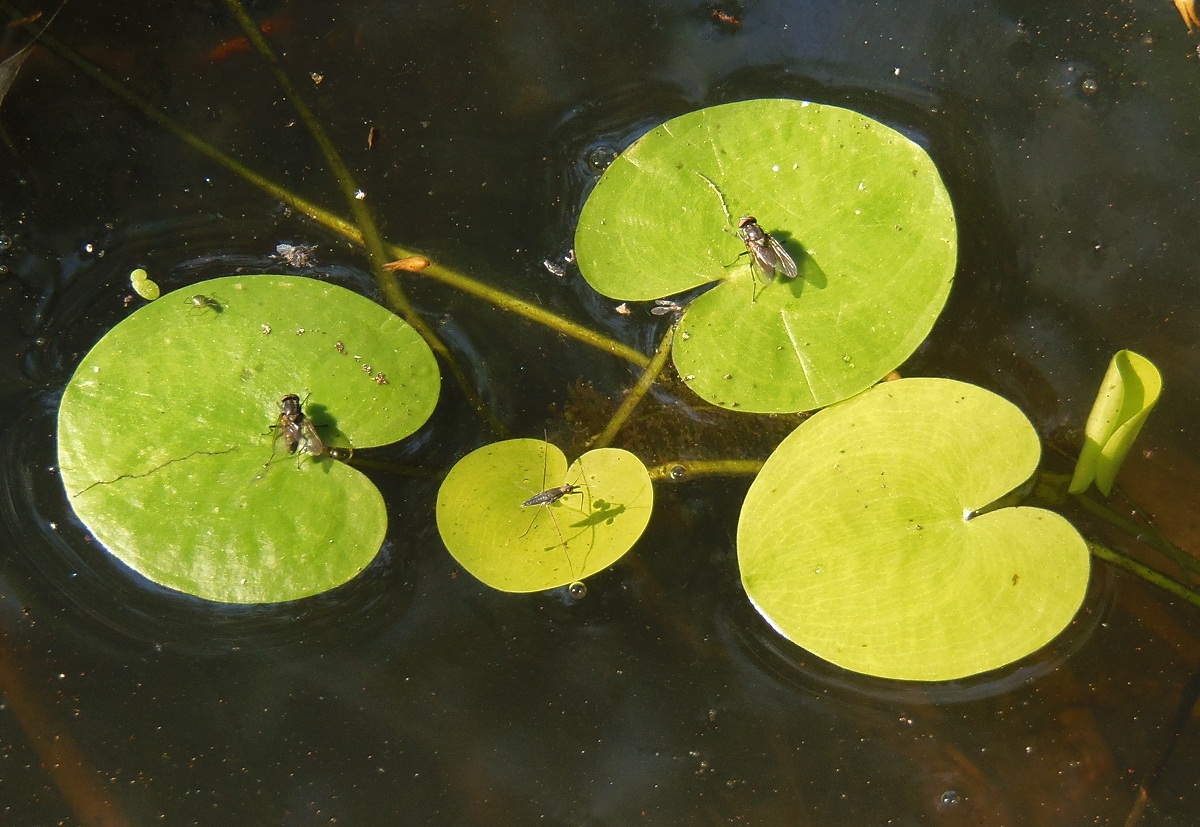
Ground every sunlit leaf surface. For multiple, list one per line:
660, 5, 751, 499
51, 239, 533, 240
576, 99, 956, 413
738, 378, 1090, 681
436, 439, 653, 593
57, 275, 440, 603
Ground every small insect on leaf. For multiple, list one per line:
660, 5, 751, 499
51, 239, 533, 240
185, 294, 222, 314
738, 216, 798, 280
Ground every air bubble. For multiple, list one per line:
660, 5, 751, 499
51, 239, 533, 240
1080, 76, 1098, 96
568, 581, 587, 599
585, 145, 618, 174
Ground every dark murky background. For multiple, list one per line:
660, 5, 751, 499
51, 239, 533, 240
1, 0, 1199, 824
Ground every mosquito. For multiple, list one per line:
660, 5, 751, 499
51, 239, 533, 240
519, 442, 586, 551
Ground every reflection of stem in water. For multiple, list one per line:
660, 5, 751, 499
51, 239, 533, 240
0, 624, 134, 827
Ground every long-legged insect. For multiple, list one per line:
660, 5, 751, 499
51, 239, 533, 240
186, 294, 222, 315
519, 442, 585, 551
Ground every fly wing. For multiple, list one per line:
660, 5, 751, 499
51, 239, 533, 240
768, 236, 799, 279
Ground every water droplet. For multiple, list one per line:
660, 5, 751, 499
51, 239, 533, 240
568, 581, 587, 599
669, 464, 687, 480
939, 790, 960, 808
1080, 76, 1098, 96
0, 234, 12, 253
585, 144, 618, 174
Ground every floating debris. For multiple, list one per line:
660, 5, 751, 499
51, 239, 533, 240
273, 242, 317, 268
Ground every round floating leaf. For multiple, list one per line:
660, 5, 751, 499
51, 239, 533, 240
738, 378, 1090, 681
575, 99, 956, 413
436, 439, 653, 593
57, 275, 441, 604
1069, 349, 1162, 496
130, 268, 160, 300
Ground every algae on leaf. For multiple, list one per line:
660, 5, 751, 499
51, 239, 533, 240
57, 275, 440, 604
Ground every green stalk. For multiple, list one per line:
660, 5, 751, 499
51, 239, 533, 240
589, 324, 674, 449
0, 2, 646, 371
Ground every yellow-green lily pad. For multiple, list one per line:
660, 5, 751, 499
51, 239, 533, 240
738, 378, 1090, 681
575, 99, 957, 413
436, 439, 653, 592
57, 275, 440, 604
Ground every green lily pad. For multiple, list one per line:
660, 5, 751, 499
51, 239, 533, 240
130, 268, 160, 300
575, 99, 956, 413
436, 439, 653, 593
1069, 350, 1162, 496
57, 275, 441, 604
738, 378, 1090, 681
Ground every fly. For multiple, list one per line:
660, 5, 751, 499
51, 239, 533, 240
267, 393, 346, 468
738, 216, 798, 280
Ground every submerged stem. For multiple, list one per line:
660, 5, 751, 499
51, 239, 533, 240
222, 0, 503, 430
589, 324, 675, 449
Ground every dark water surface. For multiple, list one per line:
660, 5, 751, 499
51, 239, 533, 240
1, 0, 1199, 824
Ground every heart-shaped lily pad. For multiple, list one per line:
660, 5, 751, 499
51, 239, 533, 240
1069, 349, 1162, 496
436, 439, 653, 593
575, 99, 957, 413
57, 275, 440, 604
738, 377, 1090, 681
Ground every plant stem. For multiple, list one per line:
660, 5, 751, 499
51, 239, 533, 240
0, 1, 646, 373
222, 0, 505, 430
1089, 542, 1200, 611
647, 459, 764, 482
589, 324, 675, 449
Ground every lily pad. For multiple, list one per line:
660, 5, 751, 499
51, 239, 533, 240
57, 275, 441, 604
1069, 350, 1162, 496
575, 99, 956, 413
738, 378, 1090, 681
436, 439, 653, 593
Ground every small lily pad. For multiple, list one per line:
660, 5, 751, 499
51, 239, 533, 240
1069, 350, 1162, 496
130, 268, 160, 300
57, 275, 441, 603
738, 378, 1090, 681
436, 439, 653, 593
575, 99, 957, 413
